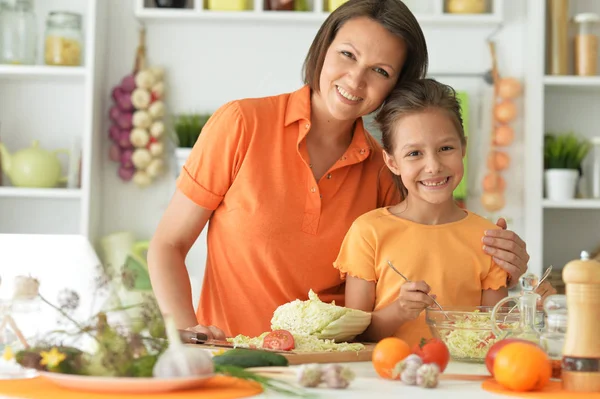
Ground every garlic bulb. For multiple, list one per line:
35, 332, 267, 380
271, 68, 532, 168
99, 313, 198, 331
135, 70, 156, 90
148, 101, 165, 119
416, 363, 440, 388
321, 364, 354, 389
131, 88, 151, 110
132, 148, 152, 170
297, 364, 322, 387
146, 158, 164, 178
151, 82, 165, 100
153, 316, 214, 378
148, 66, 165, 81
130, 128, 150, 148
149, 141, 165, 157
397, 358, 420, 385
150, 121, 165, 138
133, 170, 152, 188
133, 110, 152, 129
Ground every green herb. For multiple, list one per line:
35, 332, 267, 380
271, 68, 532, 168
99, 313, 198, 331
216, 365, 318, 398
174, 113, 212, 148
544, 132, 592, 170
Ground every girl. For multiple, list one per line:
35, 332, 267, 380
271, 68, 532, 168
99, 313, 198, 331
334, 79, 508, 346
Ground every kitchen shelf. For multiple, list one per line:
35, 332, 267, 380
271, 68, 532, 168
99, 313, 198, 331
134, 7, 503, 24
0, 187, 82, 199
542, 199, 600, 209
0, 65, 87, 80
543, 75, 600, 88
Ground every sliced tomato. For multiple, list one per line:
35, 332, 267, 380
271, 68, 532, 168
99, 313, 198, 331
476, 332, 497, 349
262, 329, 295, 351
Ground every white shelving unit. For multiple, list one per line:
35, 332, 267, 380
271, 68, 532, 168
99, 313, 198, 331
525, 0, 600, 276
134, 0, 503, 25
0, 0, 107, 241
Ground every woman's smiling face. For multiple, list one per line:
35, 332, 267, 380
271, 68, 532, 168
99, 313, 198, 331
317, 17, 408, 122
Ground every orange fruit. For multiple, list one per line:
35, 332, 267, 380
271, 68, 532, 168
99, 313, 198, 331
372, 337, 411, 380
493, 342, 552, 392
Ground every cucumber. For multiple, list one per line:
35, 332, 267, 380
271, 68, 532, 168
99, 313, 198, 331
212, 348, 289, 368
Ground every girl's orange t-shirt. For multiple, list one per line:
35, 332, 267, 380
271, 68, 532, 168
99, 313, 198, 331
176, 86, 399, 337
333, 207, 508, 347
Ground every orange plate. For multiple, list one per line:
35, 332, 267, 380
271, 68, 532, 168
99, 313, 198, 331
39, 372, 215, 394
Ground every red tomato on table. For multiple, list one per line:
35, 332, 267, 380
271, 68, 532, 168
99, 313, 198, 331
412, 338, 450, 372
262, 329, 295, 351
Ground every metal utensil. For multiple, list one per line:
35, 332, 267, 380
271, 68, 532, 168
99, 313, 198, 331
178, 330, 289, 353
386, 260, 451, 320
503, 265, 553, 320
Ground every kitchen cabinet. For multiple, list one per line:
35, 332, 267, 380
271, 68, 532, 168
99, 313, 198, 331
135, 0, 503, 24
0, 0, 108, 243
525, 0, 600, 279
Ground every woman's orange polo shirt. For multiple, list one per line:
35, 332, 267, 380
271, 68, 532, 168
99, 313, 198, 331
177, 85, 399, 337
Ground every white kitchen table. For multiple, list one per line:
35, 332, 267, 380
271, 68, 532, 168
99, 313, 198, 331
251, 361, 509, 399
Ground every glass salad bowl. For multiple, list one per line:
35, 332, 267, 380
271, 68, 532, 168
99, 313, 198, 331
425, 305, 545, 363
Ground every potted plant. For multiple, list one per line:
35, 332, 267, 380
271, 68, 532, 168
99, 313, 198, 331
173, 113, 211, 174
544, 132, 591, 200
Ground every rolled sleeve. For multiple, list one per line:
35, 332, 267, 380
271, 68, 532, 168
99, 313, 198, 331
176, 101, 247, 210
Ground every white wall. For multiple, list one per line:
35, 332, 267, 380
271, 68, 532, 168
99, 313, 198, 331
99, 0, 527, 305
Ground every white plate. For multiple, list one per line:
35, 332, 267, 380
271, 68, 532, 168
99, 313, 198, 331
39, 372, 216, 393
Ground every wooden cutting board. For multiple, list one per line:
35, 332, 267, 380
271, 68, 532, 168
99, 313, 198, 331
191, 343, 375, 365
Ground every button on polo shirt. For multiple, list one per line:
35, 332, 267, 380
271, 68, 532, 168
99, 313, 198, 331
177, 85, 400, 338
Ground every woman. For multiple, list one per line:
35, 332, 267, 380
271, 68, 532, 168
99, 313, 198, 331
148, 0, 534, 341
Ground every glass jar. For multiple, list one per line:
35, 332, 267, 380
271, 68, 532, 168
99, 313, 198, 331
445, 0, 487, 14
540, 294, 567, 379
44, 11, 83, 66
0, 0, 37, 65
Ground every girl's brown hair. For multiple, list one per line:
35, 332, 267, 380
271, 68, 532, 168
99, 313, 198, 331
374, 78, 466, 197
302, 0, 428, 92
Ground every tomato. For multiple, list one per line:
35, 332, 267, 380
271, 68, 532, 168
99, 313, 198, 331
485, 338, 539, 376
372, 337, 411, 379
262, 329, 295, 351
412, 338, 450, 372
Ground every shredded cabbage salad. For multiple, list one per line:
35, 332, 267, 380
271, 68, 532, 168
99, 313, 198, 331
438, 312, 518, 361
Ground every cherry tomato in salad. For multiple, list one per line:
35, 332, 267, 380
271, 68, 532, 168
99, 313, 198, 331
262, 329, 295, 351
412, 338, 450, 372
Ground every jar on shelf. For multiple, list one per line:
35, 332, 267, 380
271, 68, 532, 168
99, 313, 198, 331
44, 11, 84, 67
445, 0, 487, 14
573, 13, 600, 76
540, 294, 567, 379
0, 0, 37, 65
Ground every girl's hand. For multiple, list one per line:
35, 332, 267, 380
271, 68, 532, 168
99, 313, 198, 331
483, 218, 530, 288
396, 281, 435, 321
185, 324, 227, 341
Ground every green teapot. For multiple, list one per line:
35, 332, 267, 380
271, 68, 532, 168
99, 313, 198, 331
0, 140, 69, 188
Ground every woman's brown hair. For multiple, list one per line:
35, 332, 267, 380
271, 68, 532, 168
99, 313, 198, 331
374, 78, 467, 197
302, 0, 428, 91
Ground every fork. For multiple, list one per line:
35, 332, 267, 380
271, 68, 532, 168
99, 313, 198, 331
386, 260, 451, 320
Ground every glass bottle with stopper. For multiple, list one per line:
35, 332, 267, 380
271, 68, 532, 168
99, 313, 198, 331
541, 294, 567, 379
561, 250, 600, 393
490, 272, 543, 344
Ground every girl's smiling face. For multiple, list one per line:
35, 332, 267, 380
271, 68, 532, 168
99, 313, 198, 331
383, 108, 466, 206
317, 17, 407, 122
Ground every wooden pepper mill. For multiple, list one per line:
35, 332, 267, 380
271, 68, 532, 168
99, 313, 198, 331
561, 250, 600, 392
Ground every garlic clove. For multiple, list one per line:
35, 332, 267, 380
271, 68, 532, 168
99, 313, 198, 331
146, 158, 164, 178
149, 141, 165, 157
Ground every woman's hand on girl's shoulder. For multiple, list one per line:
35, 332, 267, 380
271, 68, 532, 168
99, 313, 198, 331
482, 218, 530, 288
